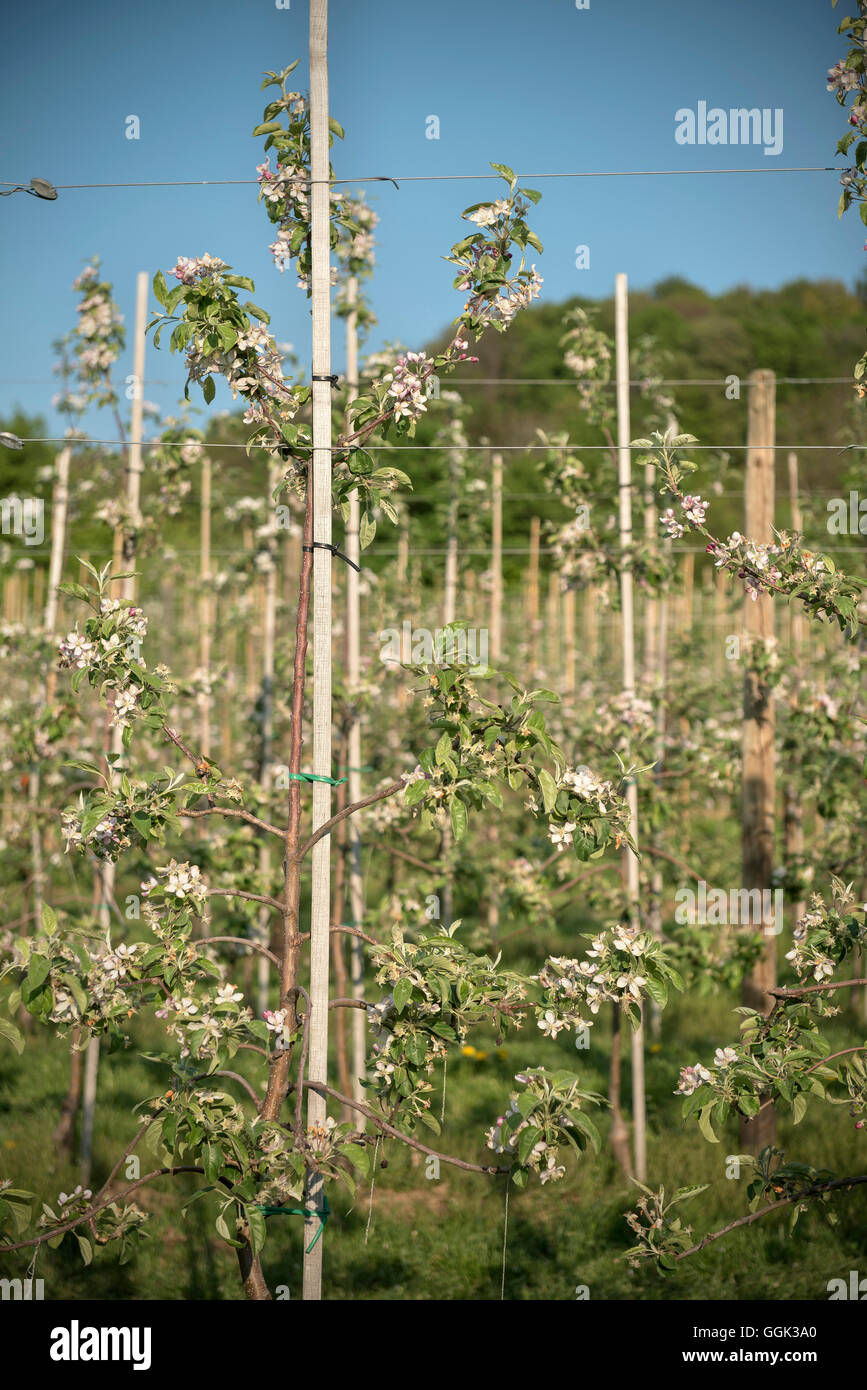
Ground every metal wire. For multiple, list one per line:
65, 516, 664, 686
0, 166, 842, 192
9, 436, 867, 452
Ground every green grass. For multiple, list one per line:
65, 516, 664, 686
2, 982, 865, 1301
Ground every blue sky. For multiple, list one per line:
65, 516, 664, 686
0, 0, 858, 436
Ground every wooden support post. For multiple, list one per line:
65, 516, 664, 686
490, 452, 503, 662
198, 454, 213, 760
256, 464, 279, 1014
221, 626, 236, 769
741, 369, 777, 1151
33, 445, 71, 922
303, 0, 334, 1301
615, 273, 646, 1182
344, 276, 367, 1109
545, 570, 560, 678
583, 584, 598, 670
82, 273, 148, 1182
642, 452, 658, 684
526, 517, 540, 673
44, 447, 70, 669
682, 552, 694, 634
783, 450, 806, 938
562, 587, 576, 697
443, 457, 459, 627
121, 271, 147, 605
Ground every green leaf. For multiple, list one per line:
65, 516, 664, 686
215, 1208, 244, 1248
339, 1144, 370, 1178
517, 1125, 542, 1165
27, 953, 51, 995
57, 582, 92, 603
571, 1110, 601, 1154
152, 270, 169, 308
202, 376, 216, 405
359, 512, 376, 550
536, 767, 558, 814
644, 975, 667, 1008
435, 732, 452, 766
246, 1205, 267, 1257
490, 162, 516, 187
792, 1092, 808, 1125
516, 1090, 538, 1120
450, 797, 468, 841
697, 1106, 719, 1144
667, 1183, 709, 1208
404, 1032, 428, 1066
41, 903, 58, 934
393, 978, 413, 1014
0, 1016, 24, 1054
243, 301, 271, 325
404, 778, 427, 807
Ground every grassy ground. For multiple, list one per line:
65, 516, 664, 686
2, 981, 865, 1301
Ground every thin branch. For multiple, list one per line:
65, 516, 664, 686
298, 779, 404, 858
298, 924, 382, 949
206, 936, 280, 966
181, 805, 285, 839
207, 887, 283, 912
285, 984, 311, 1145
769, 978, 867, 999
642, 844, 705, 884
383, 842, 439, 874
0, 1166, 207, 1253
549, 863, 619, 895
298, 1079, 508, 1175
675, 1173, 867, 1261
807, 1046, 867, 1073
207, 1070, 263, 1109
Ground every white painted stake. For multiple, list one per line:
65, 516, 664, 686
614, 272, 646, 1182
303, 0, 334, 1301
490, 452, 503, 662
440, 450, 459, 928
31, 445, 72, 924
121, 271, 148, 604
82, 272, 149, 1182
44, 447, 71, 637
257, 464, 279, 1016
199, 454, 213, 760
344, 277, 367, 1107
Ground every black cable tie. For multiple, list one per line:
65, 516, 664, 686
311, 373, 340, 386
303, 541, 361, 573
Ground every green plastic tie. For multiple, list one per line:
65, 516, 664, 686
284, 772, 347, 786
258, 1196, 330, 1253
